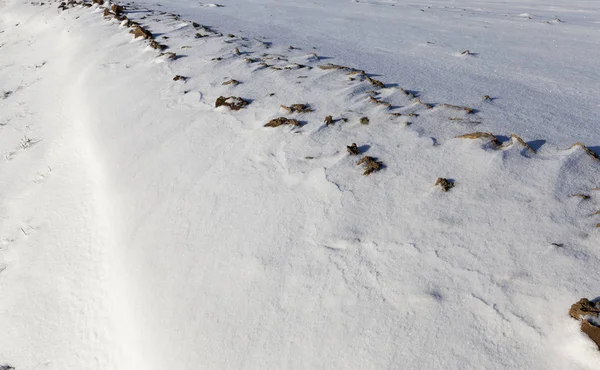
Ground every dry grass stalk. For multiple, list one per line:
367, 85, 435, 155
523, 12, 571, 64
366, 76, 385, 88
435, 178, 455, 192
369, 96, 391, 108
215, 96, 249, 110
414, 98, 433, 109
440, 103, 475, 114
318, 64, 348, 70
571, 194, 591, 200
456, 132, 500, 146
357, 156, 383, 175
399, 88, 415, 98
569, 142, 600, 161
506, 134, 535, 153
264, 117, 301, 127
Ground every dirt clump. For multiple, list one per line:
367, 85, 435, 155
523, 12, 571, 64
280, 104, 312, 113
347, 143, 361, 155
150, 40, 167, 50
435, 178, 455, 192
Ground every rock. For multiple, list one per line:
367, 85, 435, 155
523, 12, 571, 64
347, 143, 360, 155
111, 4, 124, 16
360, 116, 370, 125
280, 103, 312, 113
264, 117, 301, 127
569, 298, 600, 320
222, 79, 240, 86
435, 178, 455, 192
581, 320, 600, 349
130, 26, 152, 39
215, 96, 249, 111
149, 40, 167, 50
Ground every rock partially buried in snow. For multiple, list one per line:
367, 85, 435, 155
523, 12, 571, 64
569, 298, 600, 320
111, 4, 124, 16
280, 103, 312, 113
581, 320, 600, 349
569, 298, 600, 350
130, 26, 152, 39
346, 143, 360, 155
264, 117, 301, 127
435, 178, 455, 192
215, 96, 249, 111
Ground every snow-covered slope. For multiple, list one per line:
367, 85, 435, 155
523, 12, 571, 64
0, 0, 599, 369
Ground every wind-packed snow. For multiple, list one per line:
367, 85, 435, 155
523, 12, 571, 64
0, 0, 599, 369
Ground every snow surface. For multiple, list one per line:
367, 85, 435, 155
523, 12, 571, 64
1, 0, 600, 369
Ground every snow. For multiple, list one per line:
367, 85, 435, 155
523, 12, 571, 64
0, 0, 600, 369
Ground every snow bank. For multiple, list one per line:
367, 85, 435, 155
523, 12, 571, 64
0, 0, 599, 369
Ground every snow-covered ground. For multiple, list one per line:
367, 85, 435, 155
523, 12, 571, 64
0, 0, 599, 369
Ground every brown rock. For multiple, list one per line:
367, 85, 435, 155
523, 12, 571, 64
111, 4, 124, 16
130, 26, 152, 39
347, 143, 360, 155
149, 40, 167, 50
222, 79, 240, 86
435, 178, 455, 192
280, 104, 312, 113
581, 320, 600, 349
264, 117, 301, 128
324, 115, 333, 125
215, 96, 249, 111
569, 298, 600, 320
